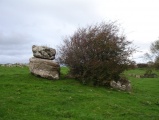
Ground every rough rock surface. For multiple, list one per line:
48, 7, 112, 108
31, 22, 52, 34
110, 80, 131, 92
32, 45, 56, 60
29, 57, 60, 80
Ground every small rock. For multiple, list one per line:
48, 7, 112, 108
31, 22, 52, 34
135, 75, 141, 78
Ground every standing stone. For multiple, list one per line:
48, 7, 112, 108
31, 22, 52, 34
32, 45, 56, 60
29, 45, 60, 80
29, 57, 60, 80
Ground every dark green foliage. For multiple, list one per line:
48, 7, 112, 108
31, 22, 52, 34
141, 69, 158, 78
58, 22, 135, 85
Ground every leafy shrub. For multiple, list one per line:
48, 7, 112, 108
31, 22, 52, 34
58, 22, 135, 86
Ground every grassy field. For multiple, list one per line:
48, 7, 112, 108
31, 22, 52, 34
0, 66, 159, 120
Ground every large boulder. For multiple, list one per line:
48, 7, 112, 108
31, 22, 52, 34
29, 57, 60, 80
32, 45, 56, 60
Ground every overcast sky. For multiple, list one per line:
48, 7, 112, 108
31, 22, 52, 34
0, 0, 159, 64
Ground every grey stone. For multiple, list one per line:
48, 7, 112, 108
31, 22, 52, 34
110, 80, 131, 92
120, 85, 126, 91
125, 83, 132, 91
29, 57, 60, 80
117, 81, 121, 87
32, 45, 56, 60
135, 75, 141, 78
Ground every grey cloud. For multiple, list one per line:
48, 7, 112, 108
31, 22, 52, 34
3, 0, 153, 64
0, 0, 112, 64
0, 0, 99, 26
0, 32, 32, 45
0, 54, 30, 64
0, 32, 33, 63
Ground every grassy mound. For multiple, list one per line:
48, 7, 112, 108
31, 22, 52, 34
0, 66, 159, 120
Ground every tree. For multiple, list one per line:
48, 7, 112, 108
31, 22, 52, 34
150, 39, 159, 56
154, 57, 159, 69
58, 22, 135, 86
149, 39, 159, 69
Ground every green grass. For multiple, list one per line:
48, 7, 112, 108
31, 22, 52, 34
0, 66, 159, 120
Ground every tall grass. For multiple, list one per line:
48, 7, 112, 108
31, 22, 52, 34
0, 66, 159, 120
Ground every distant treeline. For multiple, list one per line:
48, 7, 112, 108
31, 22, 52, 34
0, 63, 28, 67
136, 63, 149, 68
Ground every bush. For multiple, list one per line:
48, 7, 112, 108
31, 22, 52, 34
58, 22, 135, 86
137, 63, 148, 68
141, 69, 158, 78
